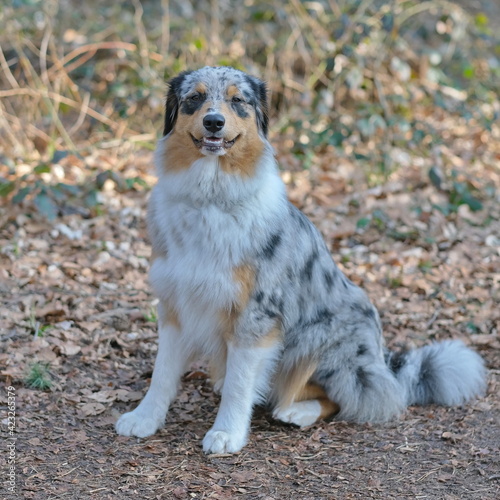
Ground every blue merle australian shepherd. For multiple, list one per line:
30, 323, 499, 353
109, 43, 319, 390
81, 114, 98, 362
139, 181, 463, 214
116, 66, 486, 454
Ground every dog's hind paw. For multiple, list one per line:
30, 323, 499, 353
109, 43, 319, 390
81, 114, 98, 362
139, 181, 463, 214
273, 400, 322, 427
115, 409, 163, 438
202, 429, 247, 454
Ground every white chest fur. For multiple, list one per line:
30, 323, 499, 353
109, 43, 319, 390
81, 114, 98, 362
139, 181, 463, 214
148, 153, 286, 316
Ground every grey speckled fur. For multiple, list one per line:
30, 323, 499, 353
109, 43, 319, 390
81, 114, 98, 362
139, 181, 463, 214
152, 67, 487, 425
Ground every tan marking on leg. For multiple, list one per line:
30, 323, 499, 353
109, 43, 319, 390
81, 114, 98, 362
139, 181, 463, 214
273, 363, 340, 422
256, 326, 283, 348
220, 264, 256, 343
272, 359, 318, 409
158, 299, 180, 329
233, 264, 255, 307
208, 345, 227, 391
296, 382, 340, 420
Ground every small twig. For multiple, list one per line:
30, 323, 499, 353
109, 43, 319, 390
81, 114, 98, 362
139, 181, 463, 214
426, 308, 441, 329
132, 0, 151, 71
68, 91, 91, 136
0, 88, 140, 135
0, 44, 19, 88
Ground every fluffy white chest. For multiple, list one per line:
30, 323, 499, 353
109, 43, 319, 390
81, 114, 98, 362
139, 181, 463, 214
151, 202, 250, 310
148, 155, 287, 315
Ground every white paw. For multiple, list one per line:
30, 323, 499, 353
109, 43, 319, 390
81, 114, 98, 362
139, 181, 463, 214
115, 408, 164, 438
213, 378, 224, 395
202, 429, 247, 454
273, 400, 322, 428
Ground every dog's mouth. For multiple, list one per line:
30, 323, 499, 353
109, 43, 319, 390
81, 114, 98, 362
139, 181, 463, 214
191, 134, 239, 153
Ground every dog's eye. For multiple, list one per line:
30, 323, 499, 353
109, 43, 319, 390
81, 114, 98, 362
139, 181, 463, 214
190, 94, 200, 101
232, 96, 244, 103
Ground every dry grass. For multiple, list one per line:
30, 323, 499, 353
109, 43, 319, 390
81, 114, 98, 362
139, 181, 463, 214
1, 0, 498, 157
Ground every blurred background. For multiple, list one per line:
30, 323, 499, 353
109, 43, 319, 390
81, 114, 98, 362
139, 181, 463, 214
1, 6, 499, 486
0, 0, 498, 219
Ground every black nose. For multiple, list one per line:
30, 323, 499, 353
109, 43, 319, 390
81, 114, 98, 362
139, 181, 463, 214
203, 113, 225, 133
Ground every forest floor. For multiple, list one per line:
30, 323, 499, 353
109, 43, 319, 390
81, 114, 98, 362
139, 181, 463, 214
1, 136, 499, 499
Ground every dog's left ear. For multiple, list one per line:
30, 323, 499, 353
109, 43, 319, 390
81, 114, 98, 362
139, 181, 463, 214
163, 71, 191, 136
246, 75, 269, 137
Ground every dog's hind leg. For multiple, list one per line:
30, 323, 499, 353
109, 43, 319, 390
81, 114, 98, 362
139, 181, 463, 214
272, 371, 340, 427
116, 301, 186, 438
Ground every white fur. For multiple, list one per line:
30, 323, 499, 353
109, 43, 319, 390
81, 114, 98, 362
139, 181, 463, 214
116, 313, 184, 437
203, 341, 280, 454
273, 400, 322, 427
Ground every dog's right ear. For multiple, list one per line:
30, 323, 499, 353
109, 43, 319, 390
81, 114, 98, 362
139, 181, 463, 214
163, 71, 191, 136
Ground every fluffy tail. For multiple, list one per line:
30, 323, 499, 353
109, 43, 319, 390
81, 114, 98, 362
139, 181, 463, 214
385, 340, 487, 407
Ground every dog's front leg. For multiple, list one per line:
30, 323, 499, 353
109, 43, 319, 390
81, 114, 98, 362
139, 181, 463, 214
202, 341, 269, 454
116, 303, 186, 438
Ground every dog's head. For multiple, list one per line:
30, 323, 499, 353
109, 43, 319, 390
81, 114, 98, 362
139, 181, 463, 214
161, 67, 269, 173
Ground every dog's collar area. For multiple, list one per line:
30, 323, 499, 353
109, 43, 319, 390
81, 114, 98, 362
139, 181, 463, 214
191, 134, 240, 152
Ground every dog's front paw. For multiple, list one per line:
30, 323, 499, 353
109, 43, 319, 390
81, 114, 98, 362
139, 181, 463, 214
202, 429, 247, 454
115, 409, 164, 438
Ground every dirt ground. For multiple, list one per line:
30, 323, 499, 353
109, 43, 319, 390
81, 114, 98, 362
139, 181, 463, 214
1, 142, 499, 499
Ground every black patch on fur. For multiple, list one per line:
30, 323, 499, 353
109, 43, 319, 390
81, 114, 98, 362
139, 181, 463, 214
323, 269, 335, 290
269, 294, 285, 315
163, 71, 192, 136
299, 308, 333, 329
386, 351, 408, 374
264, 308, 278, 319
231, 100, 249, 118
254, 291, 264, 303
356, 367, 370, 389
261, 233, 282, 259
313, 308, 333, 325
415, 351, 438, 403
180, 93, 206, 115
350, 303, 375, 320
301, 251, 318, 281
245, 75, 269, 136
357, 344, 368, 357
290, 205, 309, 230
317, 368, 336, 381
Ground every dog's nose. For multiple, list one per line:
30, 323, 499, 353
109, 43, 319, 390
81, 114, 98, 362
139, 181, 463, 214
203, 113, 225, 133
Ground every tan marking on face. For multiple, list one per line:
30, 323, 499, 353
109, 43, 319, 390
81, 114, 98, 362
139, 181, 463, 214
218, 102, 264, 177
158, 299, 180, 329
195, 83, 207, 94
160, 101, 211, 173
226, 85, 239, 98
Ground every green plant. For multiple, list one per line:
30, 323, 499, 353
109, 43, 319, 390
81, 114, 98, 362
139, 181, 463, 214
143, 306, 157, 323
24, 361, 53, 390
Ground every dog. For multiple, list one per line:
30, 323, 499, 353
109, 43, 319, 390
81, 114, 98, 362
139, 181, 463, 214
115, 66, 487, 454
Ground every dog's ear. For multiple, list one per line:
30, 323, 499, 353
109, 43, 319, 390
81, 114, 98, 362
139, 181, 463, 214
163, 71, 191, 136
246, 75, 269, 137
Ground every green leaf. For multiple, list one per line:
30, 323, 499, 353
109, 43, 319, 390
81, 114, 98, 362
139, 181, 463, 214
34, 192, 58, 220
12, 186, 31, 203
34, 164, 51, 174
0, 180, 15, 197
428, 166, 443, 189
356, 217, 371, 229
